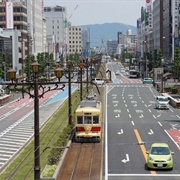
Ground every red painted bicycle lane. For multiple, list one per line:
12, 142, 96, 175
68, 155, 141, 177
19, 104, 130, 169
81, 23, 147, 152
0, 95, 33, 116
2, 89, 59, 121
28, 89, 59, 106
120, 77, 130, 83
166, 129, 180, 150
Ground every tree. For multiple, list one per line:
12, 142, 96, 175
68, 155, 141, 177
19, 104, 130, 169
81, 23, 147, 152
174, 48, 180, 80
24, 54, 35, 79
155, 49, 162, 68
0, 52, 9, 80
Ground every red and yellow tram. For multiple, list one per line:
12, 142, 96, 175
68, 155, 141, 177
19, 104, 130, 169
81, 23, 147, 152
75, 96, 102, 142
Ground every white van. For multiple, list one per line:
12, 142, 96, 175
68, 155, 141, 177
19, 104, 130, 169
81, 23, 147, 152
92, 78, 105, 85
155, 96, 169, 110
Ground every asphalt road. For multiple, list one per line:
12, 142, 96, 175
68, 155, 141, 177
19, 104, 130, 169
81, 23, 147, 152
0, 86, 73, 171
105, 83, 180, 180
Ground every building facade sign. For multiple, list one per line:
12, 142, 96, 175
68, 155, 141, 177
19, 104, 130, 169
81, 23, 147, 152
5, 2, 13, 29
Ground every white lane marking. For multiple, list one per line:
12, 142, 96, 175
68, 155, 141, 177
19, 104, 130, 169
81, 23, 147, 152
158, 122, 162, 126
131, 121, 135, 125
108, 174, 180, 177
153, 115, 156, 119
129, 114, 132, 118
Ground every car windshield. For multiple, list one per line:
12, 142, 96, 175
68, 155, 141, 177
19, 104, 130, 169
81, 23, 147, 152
150, 147, 170, 155
159, 98, 168, 102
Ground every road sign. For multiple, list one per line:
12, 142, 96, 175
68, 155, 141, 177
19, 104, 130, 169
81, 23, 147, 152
82, 51, 89, 57
154, 68, 163, 75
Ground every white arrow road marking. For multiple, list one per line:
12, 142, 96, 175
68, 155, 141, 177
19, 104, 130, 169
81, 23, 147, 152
134, 104, 137, 107
157, 114, 161, 117
117, 129, 123, 135
115, 114, 120, 118
139, 114, 143, 118
121, 154, 130, 163
114, 104, 118, 107
148, 104, 152, 107
148, 129, 154, 135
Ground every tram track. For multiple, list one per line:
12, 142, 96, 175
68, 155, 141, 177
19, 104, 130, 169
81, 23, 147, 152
57, 142, 101, 180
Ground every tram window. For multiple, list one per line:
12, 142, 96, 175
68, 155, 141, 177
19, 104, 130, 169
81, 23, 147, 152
84, 116, 92, 124
77, 116, 83, 124
93, 116, 99, 124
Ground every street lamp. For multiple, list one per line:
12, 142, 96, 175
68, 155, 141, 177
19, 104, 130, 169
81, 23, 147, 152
63, 60, 75, 125
86, 58, 89, 94
79, 62, 84, 101
7, 62, 65, 180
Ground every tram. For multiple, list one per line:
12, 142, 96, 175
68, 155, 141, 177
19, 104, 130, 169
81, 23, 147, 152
75, 96, 102, 142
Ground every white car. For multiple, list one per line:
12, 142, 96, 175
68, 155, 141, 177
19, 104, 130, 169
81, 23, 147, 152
155, 96, 169, 109
121, 68, 125, 73
115, 70, 120, 75
92, 78, 105, 85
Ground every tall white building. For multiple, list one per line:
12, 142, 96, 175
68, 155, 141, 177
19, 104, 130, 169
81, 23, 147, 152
44, 5, 67, 61
26, 0, 44, 55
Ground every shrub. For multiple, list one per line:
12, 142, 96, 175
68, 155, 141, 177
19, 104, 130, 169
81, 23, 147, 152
47, 124, 74, 165
43, 165, 57, 177
164, 86, 172, 92
171, 87, 178, 94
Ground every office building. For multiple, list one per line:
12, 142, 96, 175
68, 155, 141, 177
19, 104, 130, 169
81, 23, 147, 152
44, 5, 67, 61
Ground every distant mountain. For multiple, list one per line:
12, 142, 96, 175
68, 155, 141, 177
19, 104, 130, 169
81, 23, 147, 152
81, 23, 137, 48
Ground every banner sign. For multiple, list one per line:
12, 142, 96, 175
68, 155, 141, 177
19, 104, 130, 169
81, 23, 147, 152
5, 2, 13, 29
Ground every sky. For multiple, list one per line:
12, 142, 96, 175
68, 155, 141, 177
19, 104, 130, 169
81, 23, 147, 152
44, 0, 147, 27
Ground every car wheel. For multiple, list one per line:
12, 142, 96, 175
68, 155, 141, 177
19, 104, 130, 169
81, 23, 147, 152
170, 167, 173, 171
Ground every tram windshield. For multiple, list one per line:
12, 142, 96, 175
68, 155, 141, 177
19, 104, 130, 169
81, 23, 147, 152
84, 116, 92, 124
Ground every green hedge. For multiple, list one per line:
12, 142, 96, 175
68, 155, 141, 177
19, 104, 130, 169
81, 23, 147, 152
164, 86, 178, 94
